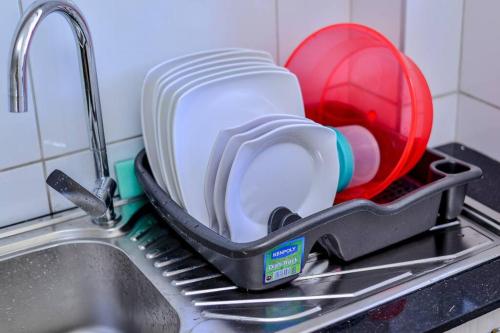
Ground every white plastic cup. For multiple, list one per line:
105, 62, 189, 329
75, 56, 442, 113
337, 125, 380, 189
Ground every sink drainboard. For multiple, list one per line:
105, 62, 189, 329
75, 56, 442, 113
127, 202, 500, 329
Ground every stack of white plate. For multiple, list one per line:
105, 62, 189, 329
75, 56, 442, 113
141, 48, 339, 243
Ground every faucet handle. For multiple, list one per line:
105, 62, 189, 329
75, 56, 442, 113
46, 169, 116, 219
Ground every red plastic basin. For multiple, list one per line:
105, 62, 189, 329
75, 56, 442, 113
285, 23, 433, 202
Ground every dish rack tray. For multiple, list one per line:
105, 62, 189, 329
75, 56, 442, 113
135, 148, 482, 290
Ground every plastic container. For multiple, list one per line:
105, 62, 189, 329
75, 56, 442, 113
135, 148, 481, 290
285, 23, 433, 201
334, 125, 380, 191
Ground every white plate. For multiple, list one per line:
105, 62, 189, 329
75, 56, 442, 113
142, 49, 272, 189
170, 70, 304, 226
211, 116, 312, 237
153, 56, 274, 199
159, 65, 287, 206
152, 50, 273, 125
225, 123, 339, 243
141, 48, 240, 188
157, 64, 283, 205
204, 114, 306, 232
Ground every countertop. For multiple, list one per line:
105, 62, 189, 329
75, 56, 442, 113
322, 143, 500, 332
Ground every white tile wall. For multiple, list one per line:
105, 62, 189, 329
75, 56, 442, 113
0, 1, 41, 170
0, 0, 497, 226
457, 0, 500, 161
276, 0, 350, 64
457, 94, 500, 162
22, 0, 278, 158
460, 0, 500, 107
25, 10, 90, 158
428, 94, 458, 148
0, 163, 49, 227
404, 0, 464, 97
351, 0, 404, 48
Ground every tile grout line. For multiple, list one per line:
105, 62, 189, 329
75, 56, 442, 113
432, 91, 458, 100
456, 0, 466, 93
348, 0, 353, 22
16, 0, 54, 214
399, 0, 407, 52
45, 147, 90, 162
454, 0, 467, 142
108, 133, 143, 145
274, 0, 280, 64
0, 159, 44, 173
28, 64, 53, 213
0, 134, 143, 174
459, 91, 500, 112
41, 134, 143, 162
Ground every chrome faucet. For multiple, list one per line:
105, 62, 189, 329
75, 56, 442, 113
8, 0, 118, 226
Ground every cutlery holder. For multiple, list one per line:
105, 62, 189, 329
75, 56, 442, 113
135, 148, 482, 290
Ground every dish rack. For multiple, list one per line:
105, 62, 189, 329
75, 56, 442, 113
135, 148, 482, 290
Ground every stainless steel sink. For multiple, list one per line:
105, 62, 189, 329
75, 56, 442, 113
0, 198, 499, 333
0, 242, 179, 333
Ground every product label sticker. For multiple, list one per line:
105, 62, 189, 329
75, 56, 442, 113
264, 237, 304, 284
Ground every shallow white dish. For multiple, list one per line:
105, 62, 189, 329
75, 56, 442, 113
169, 70, 304, 226
157, 64, 282, 205
204, 114, 306, 232
210, 116, 312, 236
225, 123, 339, 243
141, 48, 240, 188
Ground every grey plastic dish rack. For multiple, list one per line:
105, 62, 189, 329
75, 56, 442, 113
135, 148, 482, 291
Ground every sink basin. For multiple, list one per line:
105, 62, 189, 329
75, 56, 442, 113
0, 242, 180, 333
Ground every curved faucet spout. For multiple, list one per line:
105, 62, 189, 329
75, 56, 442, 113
8, 0, 117, 225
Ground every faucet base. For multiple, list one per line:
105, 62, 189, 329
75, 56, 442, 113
92, 213, 121, 228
